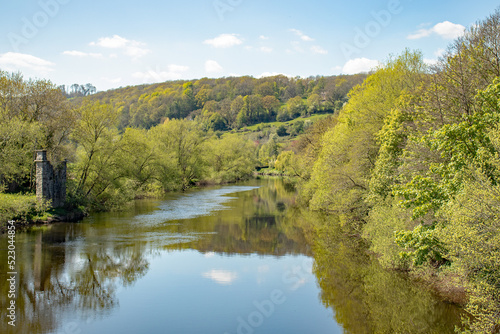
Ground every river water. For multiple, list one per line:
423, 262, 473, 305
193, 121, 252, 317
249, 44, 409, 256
0, 178, 462, 334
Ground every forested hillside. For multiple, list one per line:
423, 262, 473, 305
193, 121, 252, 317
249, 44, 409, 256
281, 9, 500, 333
0, 72, 364, 214
78, 74, 366, 130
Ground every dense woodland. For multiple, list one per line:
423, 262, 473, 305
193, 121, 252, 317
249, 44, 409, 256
277, 10, 500, 333
0, 70, 363, 212
78, 74, 366, 130
1, 7, 500, 333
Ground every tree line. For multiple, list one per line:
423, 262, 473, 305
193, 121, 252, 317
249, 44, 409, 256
78, 74, 366, 130
0, 72, 253, 210
278, 9, 500, 333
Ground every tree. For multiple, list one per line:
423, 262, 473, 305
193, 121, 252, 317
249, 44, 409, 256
276, 124, 288, 137
151, 119, 205, 190
71, 101, 121, 204
204, 134, 257, 182
304, 49, 426, 222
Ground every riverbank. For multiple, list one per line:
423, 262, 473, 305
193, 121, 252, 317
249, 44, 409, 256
0, 192, 86, 233
0, 174, 257, 232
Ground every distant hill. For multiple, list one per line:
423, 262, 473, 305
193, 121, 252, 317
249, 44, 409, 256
76, 74, 367, 131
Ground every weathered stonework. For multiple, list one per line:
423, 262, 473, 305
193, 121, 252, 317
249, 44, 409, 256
35, 150, 66, 208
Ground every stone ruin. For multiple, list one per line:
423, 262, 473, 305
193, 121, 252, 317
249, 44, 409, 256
34, 150, 66, 208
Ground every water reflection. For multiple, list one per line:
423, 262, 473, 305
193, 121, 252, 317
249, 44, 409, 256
287, 209, 463, 334
0, 178, 463, 334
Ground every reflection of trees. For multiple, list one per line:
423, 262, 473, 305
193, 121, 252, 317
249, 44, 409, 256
289, 209, 464, 334
74, 248, 148, 312
157, 178, 311, 256
0, 225, 149, 334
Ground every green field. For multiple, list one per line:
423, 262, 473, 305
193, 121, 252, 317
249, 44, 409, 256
240, 113, 332, 133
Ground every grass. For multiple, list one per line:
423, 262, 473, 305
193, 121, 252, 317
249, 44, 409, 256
0, 193, 50, 226
237, 113, 332, 134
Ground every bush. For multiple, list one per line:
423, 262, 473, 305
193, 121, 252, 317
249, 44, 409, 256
0, 193, 50, 225
276, 124, 288, 137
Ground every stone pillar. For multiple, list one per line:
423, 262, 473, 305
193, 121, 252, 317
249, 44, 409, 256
34, 150, 67, 208
35, 150, 53, 206
53, 160, 67, 208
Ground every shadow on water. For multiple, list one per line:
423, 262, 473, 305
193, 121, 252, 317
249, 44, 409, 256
0, 177, 463, 333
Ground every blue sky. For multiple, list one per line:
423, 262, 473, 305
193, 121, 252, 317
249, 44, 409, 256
0, 0, 498, 91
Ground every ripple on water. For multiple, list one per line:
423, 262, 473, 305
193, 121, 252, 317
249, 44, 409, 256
134, 186, 260, 225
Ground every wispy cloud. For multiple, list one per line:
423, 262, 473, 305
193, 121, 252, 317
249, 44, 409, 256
423, 48, 447, 66
290, 41, 304, 53
133, 64, 189, 82
90, 35, 151, 59
342, 58, 380, 74
203, 34, 243, 48
0, 52, 55, 74
407, 21, 466, 40
259, 35, 270, 40
205, 60, 223, 73
260, 46, 273, 53
290, 29, 314, 42
63, 50, 103, 58
311, 45, 328, 55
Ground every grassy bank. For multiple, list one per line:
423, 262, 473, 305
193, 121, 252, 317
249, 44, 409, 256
0, 193, 86, 230
0, 193, 49, 226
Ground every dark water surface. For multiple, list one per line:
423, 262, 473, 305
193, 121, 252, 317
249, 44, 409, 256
0, 178, 462, 334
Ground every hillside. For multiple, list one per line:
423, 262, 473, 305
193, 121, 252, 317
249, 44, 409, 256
76, 74, 366, 131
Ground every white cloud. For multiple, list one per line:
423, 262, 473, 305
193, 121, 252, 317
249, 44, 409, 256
290, 41, 304, 53
90, 35, 129, 48
132, 64, 189, 83
90, 35, 151, 59
434, 48, 446, 58
342, 58, 380, 74
259, 35, 270, 40
311, 45, 328, 55
203, 34, 243, 48
423, 48, 447, 66
205, 60, 223, 73
202, 270, 238, 285
260, 46, 273, 53
290, 29, 314, 42
124, 46, 150, 58
63, 50, 103, 58
407, 21, 466, 40
0, 52, 55, 74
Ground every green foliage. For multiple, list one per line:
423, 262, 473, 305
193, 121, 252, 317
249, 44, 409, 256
0, 193, 50, 224
0, 111, 42, 187
0, 71, 74, 191
304, 49, 425, 220
78, 74, 366, 130
363, 197, 414, 268
204, 134, 257, 183
258, 134, 280, 167
395, 224, 448, 267
291, 9, 500, 331
276, 124, 288, 136
151, 119, 205, 190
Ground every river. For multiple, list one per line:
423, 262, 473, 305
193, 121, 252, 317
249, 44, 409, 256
0, 177, 463, 334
